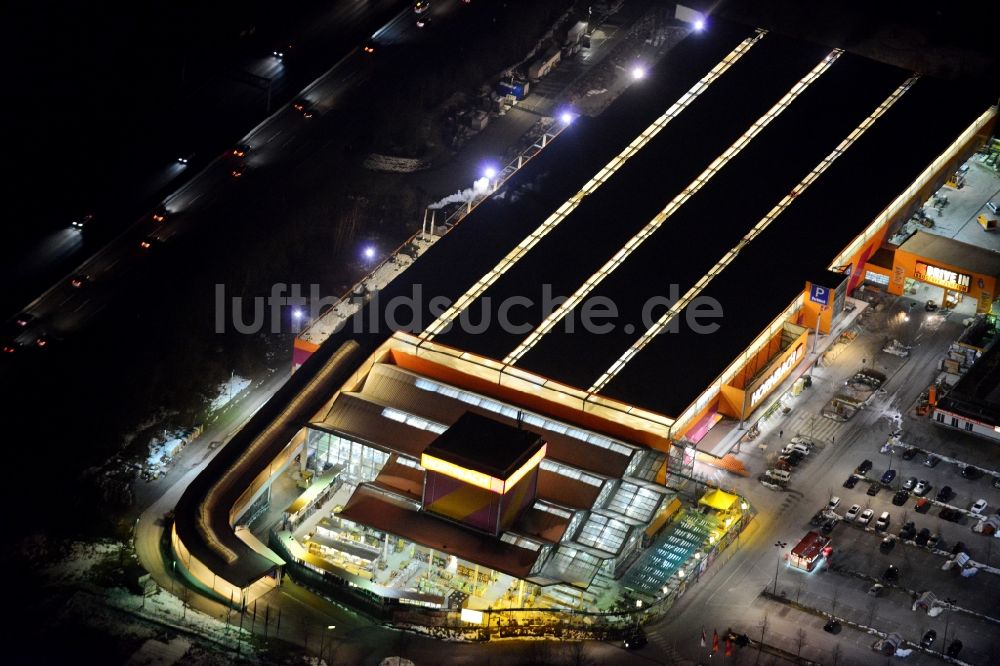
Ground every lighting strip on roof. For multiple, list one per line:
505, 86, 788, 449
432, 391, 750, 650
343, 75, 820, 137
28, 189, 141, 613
418, 30, 768, 342
830, 103, 999, 270
588, 73, 919, 394
503, 48, 844, 367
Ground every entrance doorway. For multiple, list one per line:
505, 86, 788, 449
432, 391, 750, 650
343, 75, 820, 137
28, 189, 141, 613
903, 278, 977, 314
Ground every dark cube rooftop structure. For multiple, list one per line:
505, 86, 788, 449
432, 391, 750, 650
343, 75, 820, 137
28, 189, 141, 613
423, 412, 544, 479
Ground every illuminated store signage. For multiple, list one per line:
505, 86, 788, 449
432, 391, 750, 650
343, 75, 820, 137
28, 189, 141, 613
915, 262, 970, 293
421, 444, 547, 494
750, 344, 804, 408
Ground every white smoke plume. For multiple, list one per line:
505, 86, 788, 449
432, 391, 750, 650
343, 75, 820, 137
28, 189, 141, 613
427, 177, 492, 209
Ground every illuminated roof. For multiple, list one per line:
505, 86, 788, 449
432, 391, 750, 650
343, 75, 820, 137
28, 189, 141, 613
422, 411, 544, 480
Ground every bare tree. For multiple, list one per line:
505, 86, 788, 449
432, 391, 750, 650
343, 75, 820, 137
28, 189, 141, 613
796, 627, 807, 657
755, 613, 769, 665
830, 585, 840, 616
831, 643, 842, 666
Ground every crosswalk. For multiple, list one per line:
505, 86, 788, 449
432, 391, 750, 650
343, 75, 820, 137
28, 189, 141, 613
779, 411, 846, 446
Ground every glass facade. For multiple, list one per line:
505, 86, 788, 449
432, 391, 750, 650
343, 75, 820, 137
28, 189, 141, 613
306, 428, 390, 484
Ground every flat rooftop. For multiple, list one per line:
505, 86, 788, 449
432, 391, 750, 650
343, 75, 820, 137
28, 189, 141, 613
423, 411, 543, 478
424, 24, 992, 417
938, 339, 1000, 424
897, 231, 1000, 278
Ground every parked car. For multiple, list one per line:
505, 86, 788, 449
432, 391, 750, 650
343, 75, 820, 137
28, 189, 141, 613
939, 507, 961, 522
899, 522, 917, 540
624, 627, 647, 650
810, 511, 825, 527
868, 583, 885, 596
961, 465, 983, 480
946, 639, 962, 658
880, 469, 897, 485
992, 476, 1000, 489
920, 630, 936, 648
882, 565, 899, 581
903, 476, 918, 491
924, 455, 940, 468
927, 533, 941, 549
880, 536, 896, 553
822, 619, 841, 634
782, 443, 811, 457
827, 496, 841, 511
845, 504, 862, 522
843, 475, 860, 489
778, 453, 802, 468
866, 482, 881, 497
856, 459, 873, 475
913, 479, 930, 496
936, 486, 953, 502
952, 541, 968, 555
821, 519, 836, 535
915, 497, 931, 513
891, 490, 909, 506
901, 447, 920, 461
915, 528, 931, 546
790, 435, 814, 447
875, 511, 890, 531
858, 509, 875, 526
775, 458, 794, 471
971, 498, 988, 515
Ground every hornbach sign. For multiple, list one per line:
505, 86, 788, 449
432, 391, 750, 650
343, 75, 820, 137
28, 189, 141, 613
915, 262, 970, 293
750, 343, 805, 409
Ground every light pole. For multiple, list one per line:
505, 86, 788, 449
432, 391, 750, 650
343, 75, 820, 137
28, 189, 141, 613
942, 598, 955, 655
634, 599, 642, 631
772, 541, 788, 596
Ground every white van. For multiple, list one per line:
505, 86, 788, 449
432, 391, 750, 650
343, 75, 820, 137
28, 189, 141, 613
766, 468, 792, 483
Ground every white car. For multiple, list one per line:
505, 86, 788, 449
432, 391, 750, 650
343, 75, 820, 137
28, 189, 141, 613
783, 442, 811, 456
874, 511, 891, 531
913, 479, 930, 496
827, 496, 841, 511
858, 509, 875, 526
971, 498, 988, 515
790, 435, 814, 448
845, 504, 862, 521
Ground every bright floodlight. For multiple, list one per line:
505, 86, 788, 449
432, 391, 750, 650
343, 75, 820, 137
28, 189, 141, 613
483, 166, 497, 179
560, 111, 574, 125
363, 246, 376, 260
292, 308, 304, 320
631, 65, 646, 80
694, 19, 705, 31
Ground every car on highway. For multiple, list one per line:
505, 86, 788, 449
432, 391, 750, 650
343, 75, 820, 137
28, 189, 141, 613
232, 143, 251, 158
971, 498, 988, 515
416, 13, 433, 28
69, 274, 91, 288
301, 106, 315, 119
891, 490, 909, 506
915, 497, 931, 513
827, 496, 841, 511
924, 454, 940, 468
845, 504, 862, 522
874, 511, 890, 531
902, 476, 918, 491
936, 486, 952, 502
272, 42, 293, 59
920, 630, 936, 648
913, 479, 930, 496
880, 536, 896, 553
362, 40, 376, 54
152, 205, 168, 223
961, 465, 983, 480
866, 482, 881, 497
231, 163, 248, 178
843, 475, 860, 489
71, 213, 94, 230
14, 313, 36, 327
858, 509, 875, 526
880, 469, 897, 484
139, 236, 162, 250
413, 1, 431, 13
901, 447, 920, 461
176, 152, 195, 165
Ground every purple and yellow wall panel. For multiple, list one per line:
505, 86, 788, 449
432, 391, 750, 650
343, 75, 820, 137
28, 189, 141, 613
424, 470, 502, 534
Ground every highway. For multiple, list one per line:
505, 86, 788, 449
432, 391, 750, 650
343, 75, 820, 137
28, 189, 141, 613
1, 0, 430, 350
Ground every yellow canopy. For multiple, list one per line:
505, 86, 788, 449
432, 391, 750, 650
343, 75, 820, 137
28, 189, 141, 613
699, 488, 738, 512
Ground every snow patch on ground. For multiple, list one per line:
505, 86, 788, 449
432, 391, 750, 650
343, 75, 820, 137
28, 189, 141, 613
210, 375, 251, 412
43, 540, 120, 582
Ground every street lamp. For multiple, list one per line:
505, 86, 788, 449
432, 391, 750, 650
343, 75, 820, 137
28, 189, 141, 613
483, 166, 497, 180
362, 245, 376, 261
631, 65, 647, 80
772, 541, 788, 596
942, 598, 955, 655
694, 19, 706, 31
634, 599, 643, 630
